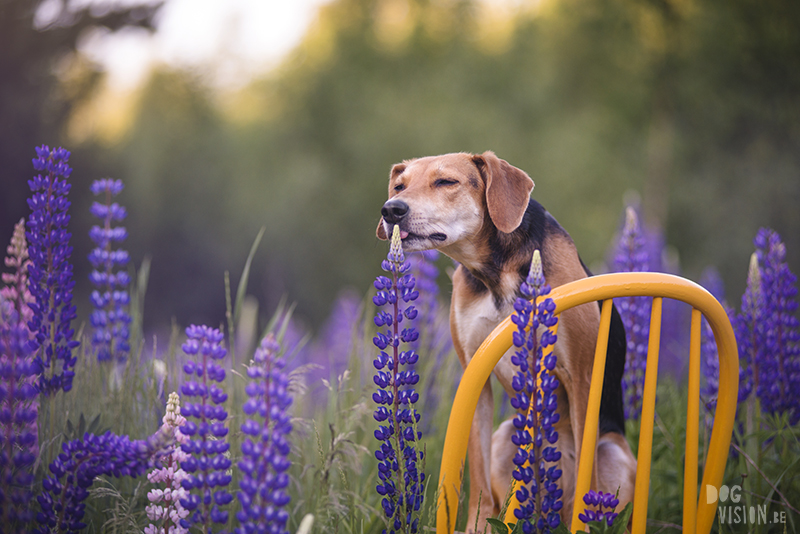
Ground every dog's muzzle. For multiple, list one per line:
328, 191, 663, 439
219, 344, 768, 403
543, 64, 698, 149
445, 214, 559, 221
381, 198, 409, 224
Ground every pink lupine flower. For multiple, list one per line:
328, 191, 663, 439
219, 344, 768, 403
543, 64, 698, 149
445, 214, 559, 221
146, 392, 190, 534
2, 218, 35, 326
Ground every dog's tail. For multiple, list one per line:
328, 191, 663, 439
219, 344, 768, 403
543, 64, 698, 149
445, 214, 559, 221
581, 259, 628, 436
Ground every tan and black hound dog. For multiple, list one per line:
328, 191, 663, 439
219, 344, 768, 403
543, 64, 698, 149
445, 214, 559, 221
376, 151, 636, 532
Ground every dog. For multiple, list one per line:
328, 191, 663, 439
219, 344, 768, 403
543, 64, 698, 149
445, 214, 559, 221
376, 151, 637, 532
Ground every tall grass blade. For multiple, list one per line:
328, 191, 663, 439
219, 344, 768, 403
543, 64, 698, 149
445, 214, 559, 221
225, 269, 236, 364
234, 226, 265, 326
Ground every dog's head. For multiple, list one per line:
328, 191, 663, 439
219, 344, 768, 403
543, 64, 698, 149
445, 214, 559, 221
376, 151, 534, 261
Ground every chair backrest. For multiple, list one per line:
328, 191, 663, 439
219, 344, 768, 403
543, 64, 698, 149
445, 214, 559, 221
436, 272, 739, 534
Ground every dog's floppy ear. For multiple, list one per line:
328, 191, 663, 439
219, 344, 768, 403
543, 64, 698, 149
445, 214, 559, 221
472, 151, 534, 234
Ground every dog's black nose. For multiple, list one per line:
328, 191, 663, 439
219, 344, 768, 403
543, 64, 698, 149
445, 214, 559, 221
381, 199, 409, 224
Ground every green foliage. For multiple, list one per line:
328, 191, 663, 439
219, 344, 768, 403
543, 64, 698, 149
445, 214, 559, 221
0, 0, 161, 267
584, 503, 633, 534
233, 226, 266, 327
18, 238, 796, 534
63, 413, 106, 442
27, 239, 796, 533
88, 479, 148, 534
5, 1, 800, 531
2, 0, 793, 331
486, 517, 525, 534
484, 506, 627, 534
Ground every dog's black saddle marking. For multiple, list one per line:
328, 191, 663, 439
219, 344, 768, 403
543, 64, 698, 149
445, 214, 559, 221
462, 199, 629, 436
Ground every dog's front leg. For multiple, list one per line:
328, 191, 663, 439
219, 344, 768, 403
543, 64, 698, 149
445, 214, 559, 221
465, 379, 496, 534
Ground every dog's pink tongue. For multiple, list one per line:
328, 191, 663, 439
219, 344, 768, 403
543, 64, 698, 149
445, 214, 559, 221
400, 230, 409, 239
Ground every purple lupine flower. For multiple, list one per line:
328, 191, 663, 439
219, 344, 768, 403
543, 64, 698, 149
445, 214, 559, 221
1, 218, 39, 458
35, 430, 167, 534
2, 219, 35, 327
308, 290, 363, 388
698, 268, 741, 415
236, 334, 293, 534
734, 253, 762, 405
699, 269, 725, 402
752, 229, 800, 424
509, 250, 563, 534
615, 210, 689, 378
26, 145, 79, 395
409, 249, 454, 431
178, 325, 232, 532
276, 314, 312, 367
88, 178, 131, 362
408, 250, 439, 350
146, 392, 190, 534
0, 297, 39, 531
611, 207, 651, 420
372, 226, 425, 534
578, 490, 619, 527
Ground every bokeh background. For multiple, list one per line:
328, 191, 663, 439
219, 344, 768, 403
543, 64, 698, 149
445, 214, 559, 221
2, 0, 799, 335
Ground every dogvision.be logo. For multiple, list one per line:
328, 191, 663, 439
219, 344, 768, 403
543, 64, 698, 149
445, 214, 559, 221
707, 485, 787, 526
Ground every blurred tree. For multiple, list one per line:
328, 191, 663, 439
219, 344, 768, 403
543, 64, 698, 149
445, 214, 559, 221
13, 0, 794, 333
667, 0, 800, 292
0, 0, 161, 244
105, 69, 235, 328
229, 0, 651, 324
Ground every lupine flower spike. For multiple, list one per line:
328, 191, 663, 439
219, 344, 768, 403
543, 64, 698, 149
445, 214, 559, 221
2, 218, 38, 430
698, 269, 738, 412
236, 334, 293, 534
372, 225, 425, 534
408, 250, 440, 352
2, 219, 35, 325
312, 291, 362, 385
749, 229, 800, 424
509, 250, 563, 534
612, 207, 651, 420
0, 296, 39, 531
178, 325, 233, 532
26, 145, 79, 395
735, 253, 763, 405
88, 178, 131, 362
146, 392, 190, 534
699, 270, 723, 403
578, 490, 619, 527
411, 250, 453, 429
36, 430, 169, 534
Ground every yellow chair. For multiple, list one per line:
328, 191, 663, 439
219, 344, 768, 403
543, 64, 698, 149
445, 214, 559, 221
436, 272, 739, 534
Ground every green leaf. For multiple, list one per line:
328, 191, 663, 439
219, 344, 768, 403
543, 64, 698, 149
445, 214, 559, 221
486, 518, 510, 534
276, 301, 297, 344
510, 519, 526, 534
262, 295, 288, 340
607, 502, 634, 534
136, 255, 151, 313
551, 520, 573, 534
233, 226, 265, 326
86, 413, 103, 435
63, 413, 109, 442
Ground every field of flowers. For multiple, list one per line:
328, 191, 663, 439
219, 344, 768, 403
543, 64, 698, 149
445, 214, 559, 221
1, 145, 798, 533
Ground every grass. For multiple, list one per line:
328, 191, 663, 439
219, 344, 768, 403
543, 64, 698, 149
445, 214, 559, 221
18, 243, 800, 534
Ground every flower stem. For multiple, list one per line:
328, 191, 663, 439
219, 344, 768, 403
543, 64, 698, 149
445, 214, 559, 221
201, 347, 211, 531
531, 288, 543, 525
390, 266, 410, 532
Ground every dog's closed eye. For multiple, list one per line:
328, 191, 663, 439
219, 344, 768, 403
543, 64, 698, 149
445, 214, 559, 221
434, 178, 458, 187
